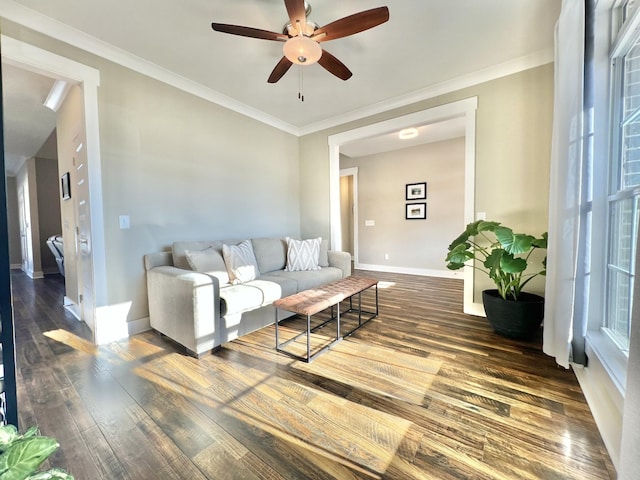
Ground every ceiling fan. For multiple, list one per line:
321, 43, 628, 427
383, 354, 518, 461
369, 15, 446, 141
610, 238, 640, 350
211, 1, 389, 84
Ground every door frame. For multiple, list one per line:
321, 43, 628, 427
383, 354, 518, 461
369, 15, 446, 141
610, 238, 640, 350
328, 97, 482, 315
2, 36, 106, 335
339, 167, 359, 263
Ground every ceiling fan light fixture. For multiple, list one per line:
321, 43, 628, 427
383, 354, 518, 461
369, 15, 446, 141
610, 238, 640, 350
399, 128, 419, 140
283, 36, 322, 65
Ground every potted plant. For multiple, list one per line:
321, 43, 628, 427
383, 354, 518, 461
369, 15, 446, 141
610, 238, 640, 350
0, 424, 74, 479
445, 220, 548, 340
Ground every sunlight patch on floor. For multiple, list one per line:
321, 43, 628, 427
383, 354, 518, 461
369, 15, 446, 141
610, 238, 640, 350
43, 329, 98, 356
296, 340, 442, 405
133, 352, 412, 477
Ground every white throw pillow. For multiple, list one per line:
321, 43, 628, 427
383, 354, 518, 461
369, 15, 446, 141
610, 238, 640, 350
185, 247, 230, 285
285, 237, 321, 272
222, 240, 260, 284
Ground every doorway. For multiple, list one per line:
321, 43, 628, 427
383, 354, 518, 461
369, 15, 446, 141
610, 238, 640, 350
328, 97, 482, 315
2, 35, 105, 339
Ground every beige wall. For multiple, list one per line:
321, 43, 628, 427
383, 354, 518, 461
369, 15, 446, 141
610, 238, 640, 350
97, 64, 300, 318
341, 138, 465, 273
300, 64, 553, 296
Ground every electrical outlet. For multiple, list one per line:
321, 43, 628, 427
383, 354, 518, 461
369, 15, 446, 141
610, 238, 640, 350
384, 253, 389, 260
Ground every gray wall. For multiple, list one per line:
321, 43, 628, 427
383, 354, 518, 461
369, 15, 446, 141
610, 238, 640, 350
35, 157, 62, 274
341, 138, 465, 273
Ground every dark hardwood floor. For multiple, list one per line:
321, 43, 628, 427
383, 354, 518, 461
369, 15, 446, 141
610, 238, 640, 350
11, 269, 616, 479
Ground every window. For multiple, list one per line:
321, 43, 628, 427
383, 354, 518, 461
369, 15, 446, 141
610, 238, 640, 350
605, 0, 640, 353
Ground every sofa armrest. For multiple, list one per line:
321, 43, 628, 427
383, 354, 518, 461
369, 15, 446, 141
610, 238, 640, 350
144, 251, 172, 270
328, 250, 352, 278
146, 265, 221, 356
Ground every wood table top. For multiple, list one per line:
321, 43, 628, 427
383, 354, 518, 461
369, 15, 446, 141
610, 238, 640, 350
273, 276, 378, 316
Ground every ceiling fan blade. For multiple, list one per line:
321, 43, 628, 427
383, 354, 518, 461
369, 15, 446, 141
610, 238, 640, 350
211, 23, 287, 42
318, 50, 352, 81
313, 7, 389, 42
284, 0, 307, 30
268, 57, 294, 83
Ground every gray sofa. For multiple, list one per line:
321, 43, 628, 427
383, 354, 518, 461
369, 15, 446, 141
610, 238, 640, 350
144, 237, 351, 357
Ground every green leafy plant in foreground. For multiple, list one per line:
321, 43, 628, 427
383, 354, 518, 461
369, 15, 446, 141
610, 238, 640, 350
0, 425, 73, 480
445, 220, 548, 301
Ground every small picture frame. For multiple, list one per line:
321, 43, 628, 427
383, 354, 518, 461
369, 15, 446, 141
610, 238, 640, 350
406, 182, 426, 200
406, 202, 426, 220
61, 172, 71, 200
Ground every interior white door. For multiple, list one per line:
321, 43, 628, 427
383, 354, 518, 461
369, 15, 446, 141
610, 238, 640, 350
73, 131, 95, 337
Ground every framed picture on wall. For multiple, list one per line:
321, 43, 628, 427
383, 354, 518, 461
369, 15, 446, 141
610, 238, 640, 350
406, 182, 426, 200
61, 172, 71, 200
406, 202, 426, 220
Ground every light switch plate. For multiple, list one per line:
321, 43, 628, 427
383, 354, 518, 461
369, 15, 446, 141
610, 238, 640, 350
365, 220, 375, 227
119, 215, 130, 229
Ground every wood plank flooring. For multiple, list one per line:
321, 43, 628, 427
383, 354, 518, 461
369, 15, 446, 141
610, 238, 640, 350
11, 269, 616, 479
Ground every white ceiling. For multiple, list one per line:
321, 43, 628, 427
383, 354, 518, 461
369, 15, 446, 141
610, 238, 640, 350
1, 63, 57, 174
1, 0, 561, 170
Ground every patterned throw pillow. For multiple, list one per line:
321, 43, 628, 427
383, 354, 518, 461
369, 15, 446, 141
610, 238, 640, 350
285, 237, 322, 272
222, 240, 260, 284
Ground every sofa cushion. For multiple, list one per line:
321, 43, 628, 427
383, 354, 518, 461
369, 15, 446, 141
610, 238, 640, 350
185, 247, 230, 285
285, 237, 321, 272
223, 240, 260, 284
251, 238, 287, 274
268, 267, 343, 292
219, 279, 285, 316
258, 274, 298, 298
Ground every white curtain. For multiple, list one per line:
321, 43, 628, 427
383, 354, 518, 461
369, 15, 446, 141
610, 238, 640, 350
543, 0, 590, 368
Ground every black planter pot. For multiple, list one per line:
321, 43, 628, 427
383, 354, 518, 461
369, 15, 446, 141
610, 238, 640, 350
482, 289, 544, 340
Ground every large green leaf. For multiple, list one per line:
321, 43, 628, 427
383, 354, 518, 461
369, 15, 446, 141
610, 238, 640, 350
445, 243, 473, 269
0, 437, 59, 480
494, 227, 535, 254
531, 231, 548, 249
27, 468, 74, 480
0, 427, 19, 451
448, 220, 500, 250
499, 252, 527, 273
483, 249, 504, 278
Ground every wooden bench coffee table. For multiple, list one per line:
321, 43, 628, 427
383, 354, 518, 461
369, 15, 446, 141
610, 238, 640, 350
273, 275, 379, 362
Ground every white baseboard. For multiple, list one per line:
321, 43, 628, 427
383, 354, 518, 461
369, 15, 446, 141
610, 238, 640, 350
63, 297, 81, 321
355, 263, 462, 279
10, 263, 21, 270
22, 267, 44, 279
95, 302, 150, 345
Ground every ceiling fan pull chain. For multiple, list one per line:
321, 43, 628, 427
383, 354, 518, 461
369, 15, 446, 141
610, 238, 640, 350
298, 66, 304, 102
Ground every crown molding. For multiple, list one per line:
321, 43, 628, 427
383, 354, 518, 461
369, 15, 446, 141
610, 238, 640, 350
299, 48, 554, 136
0, 0, 300, 136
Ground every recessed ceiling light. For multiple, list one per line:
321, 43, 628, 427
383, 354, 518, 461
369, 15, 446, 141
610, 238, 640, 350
399, 127, 418, 140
